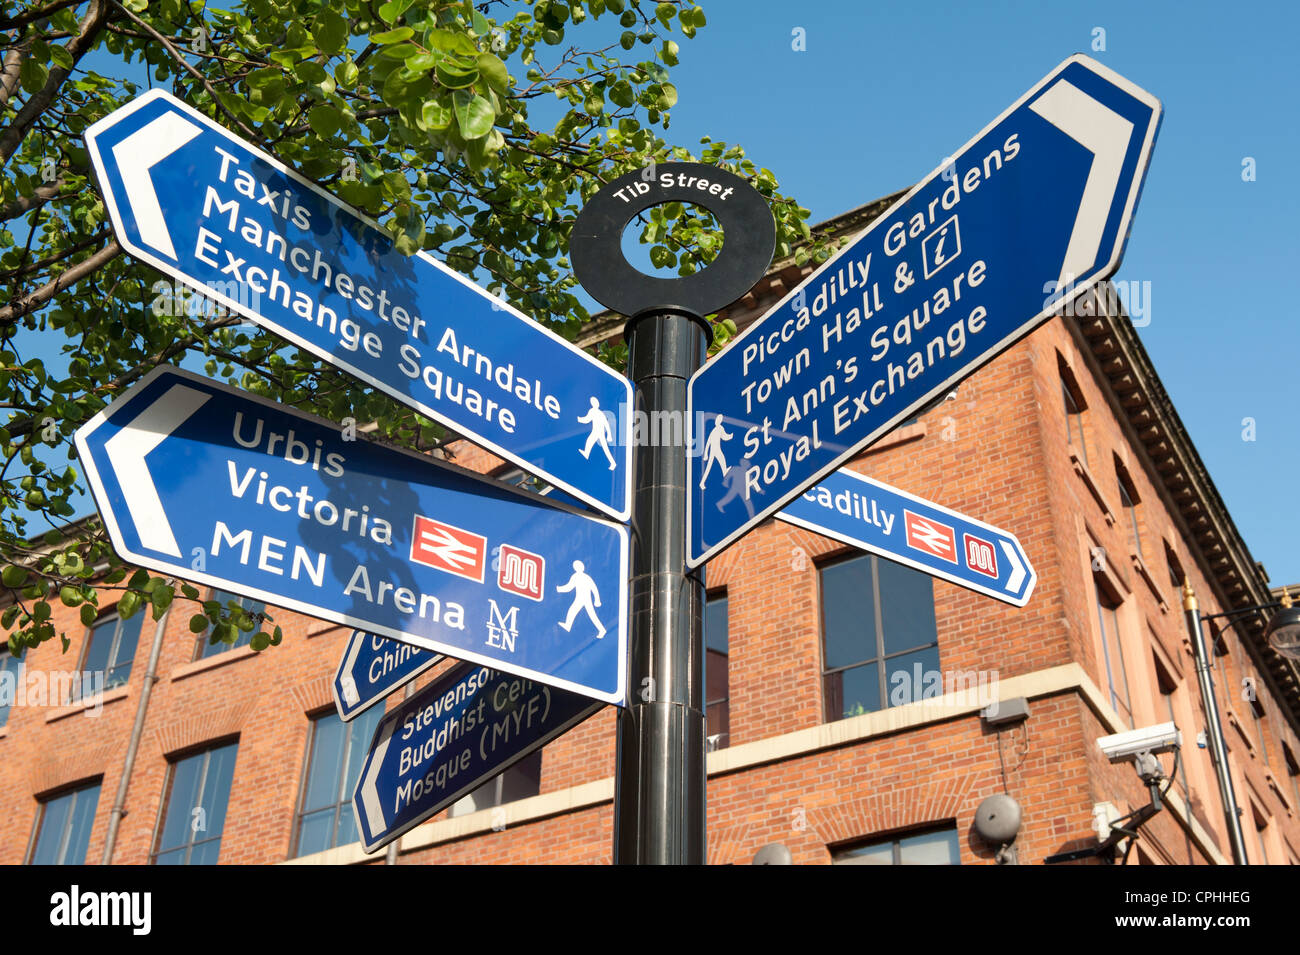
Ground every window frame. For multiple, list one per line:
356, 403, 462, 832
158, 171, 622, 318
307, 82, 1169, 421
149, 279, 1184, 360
818, 551, 939, 722
292, 707, 384, 858
831, 823, 961, 866
1059, 355, 1090, 469
26, 778, 102, 865
77, 610, 142, 700
150, 738, 240, 866
703, 589, 730, 750
1115, 459, 1143, 559
1092, 570, 1133, 728
0, 647, 24, 729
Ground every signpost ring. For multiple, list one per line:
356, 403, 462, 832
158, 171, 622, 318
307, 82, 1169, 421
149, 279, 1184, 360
569, 162, 776, 324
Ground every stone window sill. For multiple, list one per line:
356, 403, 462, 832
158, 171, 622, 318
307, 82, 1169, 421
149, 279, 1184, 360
45, 684, 129, 723
171, 643, 259, 682
1131, 552, 1169, 612
1071, 451, 1116, 525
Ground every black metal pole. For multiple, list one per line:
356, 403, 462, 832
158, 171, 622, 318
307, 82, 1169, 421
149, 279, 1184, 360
613, 308, 708, 865
1182, 581, 1249, 864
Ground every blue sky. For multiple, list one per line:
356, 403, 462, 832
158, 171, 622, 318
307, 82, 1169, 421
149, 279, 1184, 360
657, 0, 1299, 587
24, 1, 1298, 587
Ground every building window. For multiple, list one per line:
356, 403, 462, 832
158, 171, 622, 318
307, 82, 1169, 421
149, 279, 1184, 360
704, 591, 730, 750
0, 648, 23, 729
1152, 651, 1189, 800
1283, 743, 1300, 811
295, 708, 385, 856
1251, 802, 1270, 864
1116, 461, 1142, 558
29, 781, 101, 865
820, 554, 939, 722
79, 611, 144, 699
1245, 674, 1269, 767
448, 749, 542, 818
1165, 543, 1185, 593
153, 740, 239, 865
832, 825, 960, 865
1060, 356, 1089, 468
1094, 578, 1133, 728
195, 589, 266, 660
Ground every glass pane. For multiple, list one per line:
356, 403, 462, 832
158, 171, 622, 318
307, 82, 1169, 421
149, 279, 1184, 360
898, 827, 960, 865
884, 646, 942, 708
335, 804, 359, 850
154, 849, 185, 866
188, 838, 222, 866
833, 841, 895, 865
158, 756, 206, 853
704, 596, 729, 654
80, 619, 118, 691
499, 750, 542, 804
344, 707, 385, 800
820, 556, 876, 670
112, 611, 144, 675
303, 714, 348, 812
831, 662, 880, 720
31, 793, 74, 864
296, 809, 335, 858
62, 784, 101, 865
706, 701, 730, 747
0, 652, 22, 729
878, 559, 937, 657
199, 743, 238, 839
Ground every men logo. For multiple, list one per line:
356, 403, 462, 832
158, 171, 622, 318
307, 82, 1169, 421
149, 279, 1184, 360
410, 515, 486, 583
963, 532, 999, 579
498, 544, 545, 601
486, 599, 520, 653
903, 510, 958, 564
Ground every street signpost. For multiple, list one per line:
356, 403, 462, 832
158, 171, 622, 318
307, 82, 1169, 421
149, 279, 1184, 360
75, 366, 629, 706
83, 89, 631, 521
776, 467, 1036, 606
352, 659, 601, 853
333, 630, 442, 722
687, 54, 1162, 565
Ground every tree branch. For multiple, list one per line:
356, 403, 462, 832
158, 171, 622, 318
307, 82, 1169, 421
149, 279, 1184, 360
0, 44, 26, 110
0, 238, 119, 324
107, 0, 265, 145
0, 0, 110, 168
0, 0, 86, 32
0, 176, 68, 222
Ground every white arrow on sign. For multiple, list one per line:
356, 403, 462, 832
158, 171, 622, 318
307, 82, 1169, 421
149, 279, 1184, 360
358, 719, 396, 833
1001, 540, 1027, 595
1028, 79, 1135, 289
111, 112, 202, 261
101, 382, 210, 557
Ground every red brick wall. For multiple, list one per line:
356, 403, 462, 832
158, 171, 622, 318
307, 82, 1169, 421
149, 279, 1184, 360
2, 311, 1298, 866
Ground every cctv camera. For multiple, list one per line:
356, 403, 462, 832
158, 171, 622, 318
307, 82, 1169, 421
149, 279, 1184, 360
1097, 722, 1180, 762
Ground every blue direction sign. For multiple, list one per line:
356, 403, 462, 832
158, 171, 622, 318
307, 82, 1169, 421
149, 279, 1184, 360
333, 631, 442, 722
353, 660, 601, 853
84, 89, 631, 521
777, 468, 1036, 606
75, 366, 629, 705
688, 55, 1161, 566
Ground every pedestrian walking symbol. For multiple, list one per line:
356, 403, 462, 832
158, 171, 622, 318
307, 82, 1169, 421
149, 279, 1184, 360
578, 397, 617, 470
698, 415, 734, 490
558, 560, 606, 639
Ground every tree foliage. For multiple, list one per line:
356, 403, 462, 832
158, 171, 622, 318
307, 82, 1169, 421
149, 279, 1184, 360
0, 0, 828, 656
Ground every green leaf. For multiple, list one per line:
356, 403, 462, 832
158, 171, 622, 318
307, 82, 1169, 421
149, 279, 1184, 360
476, 53, 509, 94
453, 90, 495, 138
308, 105, 342, 138
421, 98, 453, 130
372, 27, 415, 44
189, 614, 209, 633
117, 591, 141, 619
471, 10, 491, 36
80, 604, 98, 627
1, 565, 27, 587
313, 11, 348, 54
435, 60, 479, 89
378, 0, 416, 25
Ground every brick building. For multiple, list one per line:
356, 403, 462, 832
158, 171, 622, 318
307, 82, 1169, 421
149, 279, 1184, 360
2, 193, 1298, 866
